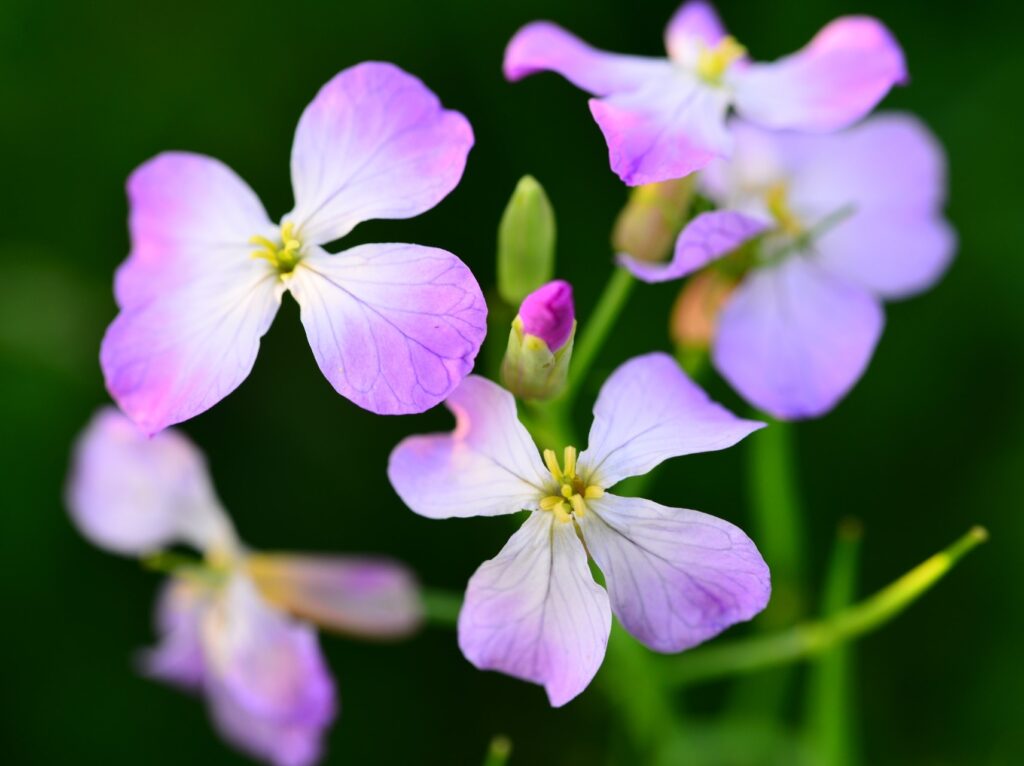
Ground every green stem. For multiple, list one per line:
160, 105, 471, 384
481, 735, 513, 766
560, 268, 635, 409
664, 527, 987, 686
421, 587, 463, 628
805, 519, 863, 766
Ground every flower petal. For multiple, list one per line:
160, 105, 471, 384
287, 62, 473, 245
664, 1, 727, 64
714, 256, 884, 420
66, 408, 235, 555
457, 512, 611, 707
287, 243, 486, 415
202, 576, 336, 766
581, 494, 769, 652
504, 21, 667, 95
139, 578, 211, 689
788, 114, 955, 299
618, 210, 768, 283
247, 553, 422, 639
589, 74, 732, 185
388, 375, 548, 519
579, 352, 763, 487
115, 152, 275, 308
733, 16, 906, 132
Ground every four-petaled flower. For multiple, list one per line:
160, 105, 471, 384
102, 62, 486, 435
619, 114, 955, 419
504, 0, 906, 185
67, 409, 423, 766
388, 353, 770, 705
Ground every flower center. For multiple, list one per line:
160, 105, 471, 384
695, 35, 746, 85
250, 222, 303, 274
539, 446, 604, 523
765, 183, 804, 236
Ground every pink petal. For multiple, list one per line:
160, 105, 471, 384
589, 75, 732, 185
139, 578, 211, 689
247, 553, 422, 639
103, 153, 283, 435
714, 257, 884, 420
287, 62, 473, 245
618, 210, 768, 283
664, 1, 727, 64
202, 576, 336, 766
457, 512, 611, 707
66, 408, 235, 555
287, 244, 486, 416
579, 352, 763, 488
388, 375, 548, 519
504, 21, 667, 95
733, 16, 907, 132
581, 494, 769, 652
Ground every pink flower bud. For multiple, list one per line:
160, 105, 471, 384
519, 280, 575, 351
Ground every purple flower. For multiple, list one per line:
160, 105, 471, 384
101, 62, 486, 435
504, 1, 906, 185
620, 114, 956, 419
388, 353, 769, 706
66, 409, 423, 765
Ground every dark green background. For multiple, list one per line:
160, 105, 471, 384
2, 0, 1020, 763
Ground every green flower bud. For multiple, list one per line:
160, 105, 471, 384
501, 280, 575, 401
496, 175, 556, 305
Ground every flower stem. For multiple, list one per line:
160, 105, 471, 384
663, 526, 987, 686
481, 736, 512, 766
560, 267, 635, 409
421, 586, 463, 628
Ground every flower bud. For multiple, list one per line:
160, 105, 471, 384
612, 177, 695, 264
497, 175, 556, 305
501, 280, 576, 401
670, 270, 737, 351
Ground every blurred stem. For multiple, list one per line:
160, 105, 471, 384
665, 526, 987, 686
560, 267, 635, 410
806, 519, 863, 766
421, 587, 462, 628
482, 735, 512, 766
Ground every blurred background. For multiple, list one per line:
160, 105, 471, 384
1, 0, 1020, 763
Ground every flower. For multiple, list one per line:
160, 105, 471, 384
388, 353, 769, 706
619, 114, 956, 419
66, 408, 422, 765
501, 280, 576, 401
504, 1, 906, 186
101, 62, 486, 435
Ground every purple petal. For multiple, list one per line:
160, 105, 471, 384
581, 494, 769, 652
664, 1, 727, 63
579, 352, 763, 487
589, 75, 732, 185
714, 257, 884, 420
287, 62, 473, 246
457, 512, 611, 707
287, 243, 486, 415
618, 210, 768, 283
788, 113, 955, 298
733, 16, 906, 132
66, 408, 235, 555
247, 554, 422, 639
387, 375, 548, 519
202, 576, 336, 766
139, 579, 210, 689
518, 280, 575, 350
103, 153, 282, 435
504, 21, 667, 95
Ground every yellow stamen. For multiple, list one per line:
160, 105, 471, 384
539, 444, 604, 523
563, 446, 577, 478
250, 222, 303, 274
584, 485, 605, 500
543, 449, 563, 482
696, 35, 746, 84
765, 183, 804, 236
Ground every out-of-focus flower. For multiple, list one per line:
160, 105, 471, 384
612, 178, 695, 264
621, 114, 956, 419
496, 175, 557, 305
670, 269, 737, 351
66, 409, 422, 766
504, 1, 905, 186
388, 353, 769, 706
501, 280, 576, 400
102, 62, 486, 435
